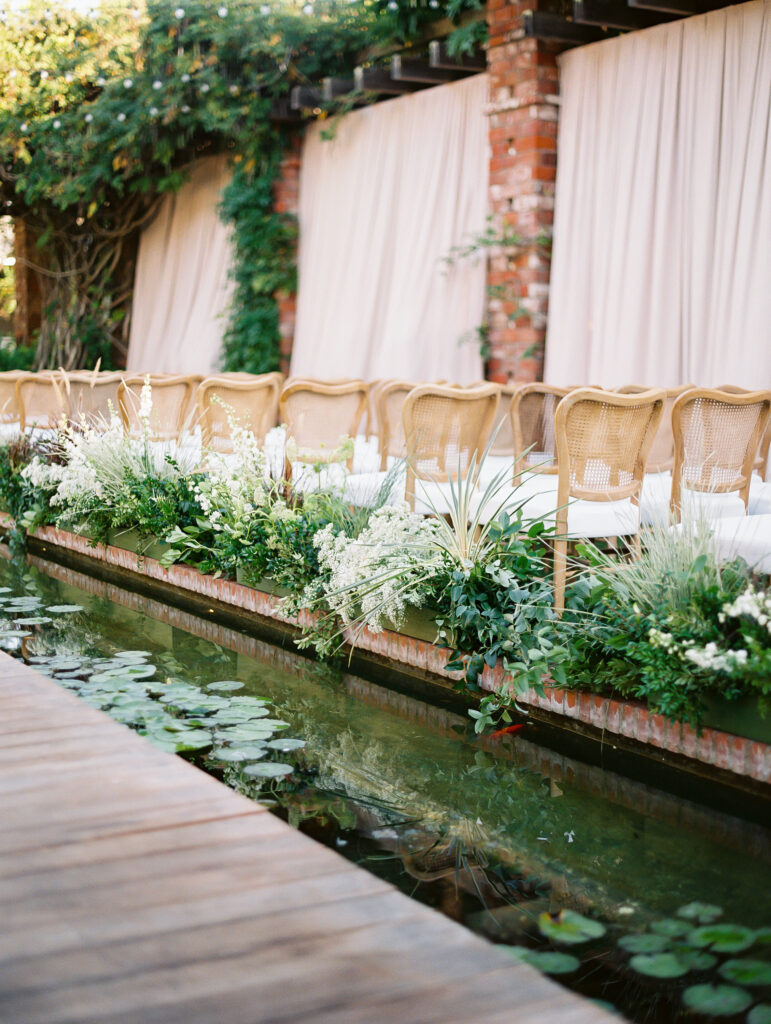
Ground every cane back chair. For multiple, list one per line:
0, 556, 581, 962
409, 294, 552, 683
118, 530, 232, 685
510, 384, 571, 477
552, 388, 665, 613
16, 372, 70, 433
616, 384, 695, 473
62, 371, 125, 427
279, 379, 369, 478
117, 375, 196, 441
196, 373, 282, 452
401, 383, 500, 511
670, 388, 771, 523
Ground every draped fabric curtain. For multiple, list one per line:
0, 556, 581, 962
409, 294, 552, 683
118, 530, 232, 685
544, 1, 771, 389
127, 155, 233, 374
291, 74, 489, 383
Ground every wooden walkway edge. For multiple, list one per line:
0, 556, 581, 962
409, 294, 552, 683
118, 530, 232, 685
0, 653, 613, 1024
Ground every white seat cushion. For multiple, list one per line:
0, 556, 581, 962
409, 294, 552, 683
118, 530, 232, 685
353, 434, 381, 475
749, 474, 771, 516
704, 514, 771, 572
641, 471, 747, 525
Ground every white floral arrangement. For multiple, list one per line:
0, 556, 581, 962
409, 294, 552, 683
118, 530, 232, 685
313, 504, 443, 632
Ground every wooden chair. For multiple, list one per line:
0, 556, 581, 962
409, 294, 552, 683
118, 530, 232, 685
196, 373, 282, 452
16, 372, 70, 433
61, 370, 124, 426
671, 388, 771, 523
376, 380, 415, 470
117, 375, 195, 441
0, 371, 27, 431
552, 388, 665, 612
488, 384, 521, 457
401, 383, 500, 512
279, 379, 369, 478
717, 386, 771, 480
617, 384, 695, 473
510, 384, 571, 477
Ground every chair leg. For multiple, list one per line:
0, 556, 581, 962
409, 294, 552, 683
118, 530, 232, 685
553, 536, 568, 616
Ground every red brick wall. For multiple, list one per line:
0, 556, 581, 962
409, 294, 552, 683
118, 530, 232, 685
273, 133, 302, 375
486, 0, 559, 383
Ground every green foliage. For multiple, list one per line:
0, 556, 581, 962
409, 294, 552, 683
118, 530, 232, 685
0, 339, 35, 372
0, 0, 484, 370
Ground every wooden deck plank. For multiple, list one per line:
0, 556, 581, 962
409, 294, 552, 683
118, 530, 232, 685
0, 652, 613, 1024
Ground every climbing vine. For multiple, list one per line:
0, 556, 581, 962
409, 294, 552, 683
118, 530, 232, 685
0, 0, 486, 371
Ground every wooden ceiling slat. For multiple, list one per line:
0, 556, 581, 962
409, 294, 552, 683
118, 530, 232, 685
428, 40, 486, 71
390, 55, 476, 84
521, 10, 618, 44
574, 0, 680, 28
353, 66, 426, 94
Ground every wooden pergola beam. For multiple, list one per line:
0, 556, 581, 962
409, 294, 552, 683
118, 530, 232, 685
390, 55, 475, 84
428, 40, 486, 72
627, 0, 712, 13
521, 10, 617, 44
573, 0, 680, 28
321, 76, 355, 102
353, 66, 425, 94
290, 86, 323, 111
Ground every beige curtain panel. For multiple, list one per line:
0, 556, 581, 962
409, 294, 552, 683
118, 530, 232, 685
545, 0, 771, 388
291, 74, 489, 383
128, 155, 233, 374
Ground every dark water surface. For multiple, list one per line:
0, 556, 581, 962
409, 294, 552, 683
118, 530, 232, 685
1, 551, 769, 1024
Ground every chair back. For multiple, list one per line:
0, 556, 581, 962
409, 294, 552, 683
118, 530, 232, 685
510, 384, 570, 474
555, 388, 666, 504
717, 385, 771, 478
488, 384, 521, 456
118, 375, 195, 441
62, 371, 124, 426
402, 383, 499, 509
377, 380, 415, 469
17, 373, 70, 433
0, 371, 26, 426
617, 384, 694, 472
671, 388, 771, 518
196, 373, 282, 451
279, 379, 369, 473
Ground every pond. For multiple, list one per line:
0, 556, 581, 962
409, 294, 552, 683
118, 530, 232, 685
1, 549, 770, 1024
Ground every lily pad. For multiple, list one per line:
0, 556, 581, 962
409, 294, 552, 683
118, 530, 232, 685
630, 953, 690, 979
678, 903, 723, 924
682, 984, 752, 1016
265, 738, 306, 751
504, 947, 580, 975
688, 925, 757, 953
748, 1005, 771, 1024
618, 934, 671, 954
206, 680, 245, 692
14, 616, 52, 626
242, 761, 294, 779
46, 604, 84, 613
718, 959, 771, 986
673, 949, 717, 971
211, 745, 267, 763
651, 918, 692, 938
538, 910, 606, 945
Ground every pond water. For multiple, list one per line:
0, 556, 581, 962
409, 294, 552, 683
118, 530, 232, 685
1, 550, 770, 1024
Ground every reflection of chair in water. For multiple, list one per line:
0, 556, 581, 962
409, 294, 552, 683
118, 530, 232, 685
196, 373, 283, 452
118, 375, 196, 441
548, 388, 665, 613
279, 379, 369, 480
401, 383, 499, 513
16, 373, 70, 433
670, 388, 771, 523
62, 371, 124, 426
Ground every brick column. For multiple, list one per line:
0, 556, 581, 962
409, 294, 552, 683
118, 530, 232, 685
13, 219, 42, 349
486, 1, 559, 383
273, 133, 302, 376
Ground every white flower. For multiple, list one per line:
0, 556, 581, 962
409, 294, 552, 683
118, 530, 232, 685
218, 6, 228, 15
174, 7, 185, 18
260, 4, 270, 13
20, 122, 28, 132
123, 78, 133, 88
117, 112, 126, 122
200, 82, 210, 93
149, 106, 159, 117
40, 70, 48, 80
65, 72, 73, 83
302, 3, 313, 12
52, 119, 61, 128
84, 113, 93, 123
181, 105, 191, 113
181, 73, 191, 83
97, 77, 106, 87
153, 80, 163, 90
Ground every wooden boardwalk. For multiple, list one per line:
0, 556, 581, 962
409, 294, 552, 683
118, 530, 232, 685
0, 654, 611, 1024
